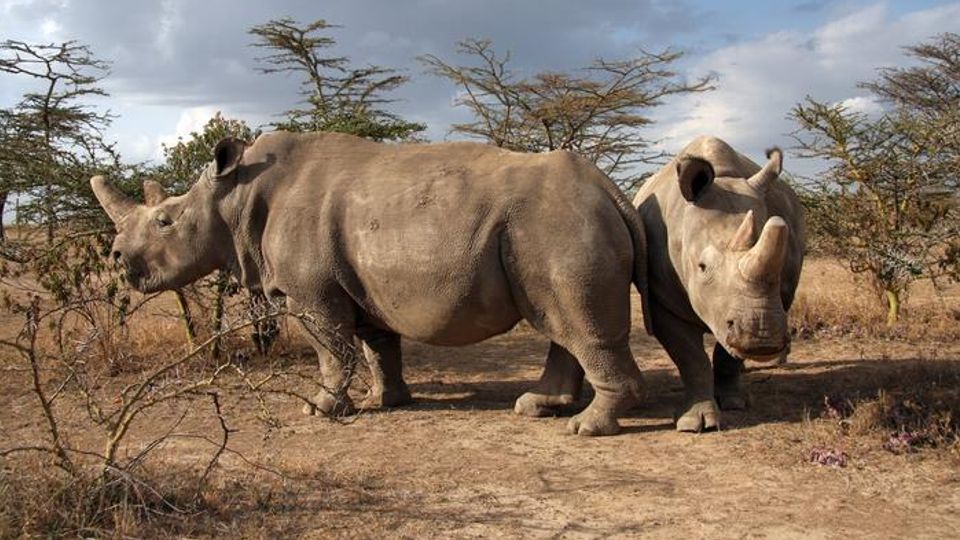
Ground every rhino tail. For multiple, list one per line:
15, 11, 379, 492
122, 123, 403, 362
607, 185, 655, 336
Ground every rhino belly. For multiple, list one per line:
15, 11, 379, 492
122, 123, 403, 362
359, 259, 522, 346
351, 219, 522, 346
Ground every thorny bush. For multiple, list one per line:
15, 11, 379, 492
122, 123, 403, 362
0, 230, 365, 536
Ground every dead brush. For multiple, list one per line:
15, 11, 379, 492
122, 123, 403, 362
789, 259, 960, 340
0, 233, 368, 537
794, 358, 960, 469
0, 455, 313, 538
812, 372, 960, 459
0, 458, 200, 537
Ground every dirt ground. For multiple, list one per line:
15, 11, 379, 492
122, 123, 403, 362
2, 260, 960, 538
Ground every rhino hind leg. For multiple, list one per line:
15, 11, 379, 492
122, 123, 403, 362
301, 347, 358, 418
357, 327, 413, 409
564, 342, 642, 437
653, 307, 721, 432
713, 343, 749, 410
514, 342, 585, 417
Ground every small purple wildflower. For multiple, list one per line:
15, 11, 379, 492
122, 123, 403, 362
883, 431, 920, 454
809, 446, 849, 467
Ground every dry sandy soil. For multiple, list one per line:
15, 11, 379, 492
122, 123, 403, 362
2, 259, 959, 538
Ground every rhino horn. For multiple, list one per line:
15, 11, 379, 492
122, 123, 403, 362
143, 180, 169, 206
739, 216, 789, 282
747, 147, 783, 192
90, 175, 135, 223
728, 210, 756, 252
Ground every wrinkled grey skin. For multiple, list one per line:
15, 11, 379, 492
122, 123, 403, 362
91, 131, 653, 436
633, 136, 806, 432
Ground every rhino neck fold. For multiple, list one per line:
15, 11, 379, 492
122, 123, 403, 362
220, 185, 270, 292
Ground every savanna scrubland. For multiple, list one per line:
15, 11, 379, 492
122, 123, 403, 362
0, 18, 958, 539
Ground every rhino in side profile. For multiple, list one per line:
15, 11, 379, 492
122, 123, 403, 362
91, 131, 653, 436
634, 136, 805, 432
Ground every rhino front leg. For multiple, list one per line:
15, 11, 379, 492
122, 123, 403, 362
713, 343, 748, 410
514, 341, 585, 417
289, 297, 358, 418
356, 326, 412, 408
652, 306, 720, 432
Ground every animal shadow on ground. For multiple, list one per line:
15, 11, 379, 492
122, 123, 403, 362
276, 328, 958, 431
361, 335, 960, 433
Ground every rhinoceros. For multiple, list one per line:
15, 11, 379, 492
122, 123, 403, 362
633, 136, 805, 431
91, 131, 653, 436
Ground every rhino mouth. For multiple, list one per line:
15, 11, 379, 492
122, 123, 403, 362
125, 265, 164, 293
725, 343, 786, 363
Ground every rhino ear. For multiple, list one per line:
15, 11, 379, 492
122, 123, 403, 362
143, 180, 169, 206
677, 157, 715, 202
212, 137, 246, 179
747, 147, 783, 192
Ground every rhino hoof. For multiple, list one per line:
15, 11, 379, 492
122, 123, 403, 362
716, 392, 749, 411
566, 408, 621, 436
304, 391, 357, 418
675, 399, 721, 433
367, 386, 414, 409
514, 392, 576, 417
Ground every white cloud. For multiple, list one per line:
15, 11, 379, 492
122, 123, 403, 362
154, 0, 182, 60
40, 18, 60, 36
836, 96, 884, 117
154, 105, 220, 157
652, 2, 960, 176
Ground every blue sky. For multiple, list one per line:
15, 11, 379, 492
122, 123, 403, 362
1, 0, 958, 179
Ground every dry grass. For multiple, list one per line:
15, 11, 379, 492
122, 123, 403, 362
0, 457, 366, 538
790, 257, 960, 340
797, 358, 960, 469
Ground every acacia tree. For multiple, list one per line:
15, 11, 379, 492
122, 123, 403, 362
249, 18, 425, 141
0, 108, 27, 241
419, 39, 714, 189
791, 33, 960, 326
863, 32, 960, 283
0, 39, 119, 243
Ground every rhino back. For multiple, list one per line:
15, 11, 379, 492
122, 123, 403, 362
243, 133, 633, 345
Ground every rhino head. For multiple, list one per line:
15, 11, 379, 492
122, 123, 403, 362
90, 137, 246, 293
675, 148, 790, 362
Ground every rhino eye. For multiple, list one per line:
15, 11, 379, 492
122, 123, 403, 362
156, 214, 173, 228
698, 262, 707, 272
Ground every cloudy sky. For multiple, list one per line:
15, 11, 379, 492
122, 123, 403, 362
1, 0, 958, 178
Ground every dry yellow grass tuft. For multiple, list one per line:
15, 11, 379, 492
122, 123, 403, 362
790, 258, 960, 340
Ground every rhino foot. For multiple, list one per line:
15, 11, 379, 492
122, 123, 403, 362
303, 390, 357, 418
675, 399, 721, 432
566, 407, 621, 436
716, 391, 749, 411
514, 392, 577, 417
366, 385, 414, 409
